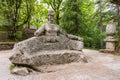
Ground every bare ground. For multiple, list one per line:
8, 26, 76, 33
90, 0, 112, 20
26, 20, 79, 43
0, 49, 120, 80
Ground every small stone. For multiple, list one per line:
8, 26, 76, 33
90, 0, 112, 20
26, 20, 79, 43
11, 67, 29, 76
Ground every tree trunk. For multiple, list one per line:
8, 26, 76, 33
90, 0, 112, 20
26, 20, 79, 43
117, 5, 120, 26
75, 0, 79, 33
55, 10, 60, 25
99, 0, 104, 48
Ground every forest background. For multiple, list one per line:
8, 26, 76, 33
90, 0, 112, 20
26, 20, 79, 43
0, 0, 120, 49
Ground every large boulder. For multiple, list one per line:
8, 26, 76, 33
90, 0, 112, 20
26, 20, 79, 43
9, 35, 85, 72
10, 35, 83, 55
10, 50, 85, 70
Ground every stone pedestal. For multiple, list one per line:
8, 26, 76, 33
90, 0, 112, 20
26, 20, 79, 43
106, 40, 116, 51
9, 35, 85, 72
10, 50, 85, 70
106, 42, 115, 50
100, 38, 117, 53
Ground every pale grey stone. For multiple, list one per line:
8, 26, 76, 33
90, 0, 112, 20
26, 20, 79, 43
11, 67, 29, 76
10, 50, 86, 67
12, 35, 83, 56
106, 42, 116, 50
106, 22, 116, 35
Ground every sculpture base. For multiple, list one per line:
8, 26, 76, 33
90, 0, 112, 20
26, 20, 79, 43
10, 50, 87, 71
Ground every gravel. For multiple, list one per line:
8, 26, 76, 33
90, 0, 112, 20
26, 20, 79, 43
0, 49, 120, 80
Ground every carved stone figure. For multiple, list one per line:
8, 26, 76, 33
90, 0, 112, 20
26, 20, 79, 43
100, 21, 117, 53
9, 10, 86, 72
35, 10, 82, 40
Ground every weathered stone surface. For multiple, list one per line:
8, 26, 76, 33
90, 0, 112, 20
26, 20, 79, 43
24, 27, 36, 38
11, 67, 29, 76
104, 36, 117, 42
10, 50, 85, 67
68, 40, 83, 51
10, 35, 84, 72
12, 35, 83, 55
106, 42, 116, 50
106, 22, 116, 35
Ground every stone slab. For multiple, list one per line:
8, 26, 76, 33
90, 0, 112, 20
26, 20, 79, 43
9, 50, 85, 68
12, 36, 83, 56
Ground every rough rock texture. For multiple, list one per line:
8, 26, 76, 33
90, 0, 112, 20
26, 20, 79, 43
10, 50, 85, 68
11, 67, 29, 76
9, 34, 84, 72
12, 35, 83, 55
24, 27, 36, 38
106, 22, 116, 36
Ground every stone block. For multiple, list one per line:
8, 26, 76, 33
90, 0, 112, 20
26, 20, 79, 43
9, 50, 85, 68
106, 42, 115, 51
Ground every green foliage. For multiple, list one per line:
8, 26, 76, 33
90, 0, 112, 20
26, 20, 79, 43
9, 64, 15, 71
0, 0, 35, 40
60, 0, 103, 48
31, 4, 48, 28
60, 0, 82, 34
41, 0, 64, 24
0, 0, 119, 49
60, 0, 120, 49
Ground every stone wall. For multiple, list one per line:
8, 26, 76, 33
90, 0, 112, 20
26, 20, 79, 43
0, 42, 15, 50
0, 31, 8, 42
0, 30, 35, 50
0, 31, 15, 50
23, 28, 36, 38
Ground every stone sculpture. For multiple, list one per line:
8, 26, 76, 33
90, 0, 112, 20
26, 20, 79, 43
100, 21, 117, 53
9, 10, 86, 72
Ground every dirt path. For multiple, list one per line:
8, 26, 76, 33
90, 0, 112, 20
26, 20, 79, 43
0, 49, 120, 80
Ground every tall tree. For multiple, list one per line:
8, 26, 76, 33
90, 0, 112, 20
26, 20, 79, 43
0, 0, 35, 39
30, 3, 48, 28
116, 5, 120, 26
60, 0, 82, 34
99, 0, 104, 48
